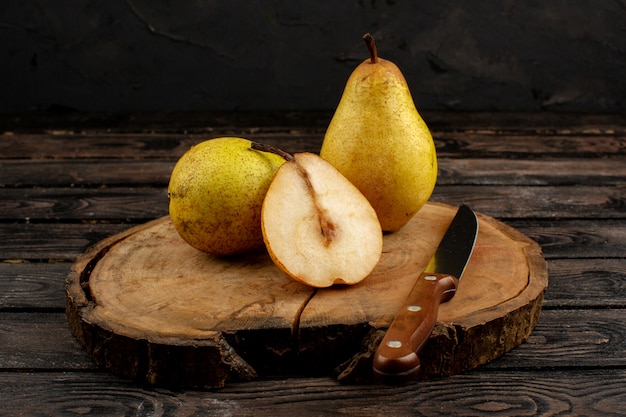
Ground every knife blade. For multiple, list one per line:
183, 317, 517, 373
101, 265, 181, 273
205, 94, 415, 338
373, 204, 479, 382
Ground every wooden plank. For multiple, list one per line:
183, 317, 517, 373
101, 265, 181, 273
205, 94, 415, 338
436, 131, 626, 158
0, 132, 323, 160
0, 370, 624, 416
431, 185, 626, 220
0, 159, 175, 187
507, 219, 626, 259
3, 111, 626, 133
0, 312, 94, 370
1, 184, 624, 222
438, 158, 626, 186
0, 262, 69, 310
1, 130, 624, 160
0, 223, 132, 261
543, 258, 626, 308
0, 188, 169, 221
2, 157, 625, 187
487, 309, 626, 369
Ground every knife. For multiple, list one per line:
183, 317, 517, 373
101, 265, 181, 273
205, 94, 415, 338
373, 204, 479, 382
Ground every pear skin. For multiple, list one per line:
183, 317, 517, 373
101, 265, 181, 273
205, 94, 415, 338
320, 33, 437, 232
168, 137, 285, 255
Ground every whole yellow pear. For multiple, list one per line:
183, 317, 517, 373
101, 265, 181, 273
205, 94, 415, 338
320, 33, 437, 232
168, 137, 286, 255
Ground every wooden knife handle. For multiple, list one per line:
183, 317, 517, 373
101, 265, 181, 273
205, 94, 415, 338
373, 272, 459, 382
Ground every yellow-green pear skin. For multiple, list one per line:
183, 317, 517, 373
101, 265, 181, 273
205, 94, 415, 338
320, 33, 437, 232
168, 137, 286, 255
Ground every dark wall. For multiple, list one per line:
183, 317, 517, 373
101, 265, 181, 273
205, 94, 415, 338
2, 1, 625, 113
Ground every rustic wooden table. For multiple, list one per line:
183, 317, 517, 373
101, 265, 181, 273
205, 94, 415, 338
1, 112, 624, 416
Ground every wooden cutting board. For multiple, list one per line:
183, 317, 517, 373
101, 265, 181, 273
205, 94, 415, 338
66, 202, 548, 389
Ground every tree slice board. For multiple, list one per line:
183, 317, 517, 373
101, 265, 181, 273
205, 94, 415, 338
66, 202, 548, 389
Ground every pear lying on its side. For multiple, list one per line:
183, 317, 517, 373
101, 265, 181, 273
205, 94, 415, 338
320, 33, 438, 232
168, 137, 285, 255
261, 151, 383, 288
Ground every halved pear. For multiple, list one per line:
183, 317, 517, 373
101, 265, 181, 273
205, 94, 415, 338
261, 152, 383, 288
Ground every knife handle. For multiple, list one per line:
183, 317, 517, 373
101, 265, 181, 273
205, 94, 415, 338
373, 272, 459, 382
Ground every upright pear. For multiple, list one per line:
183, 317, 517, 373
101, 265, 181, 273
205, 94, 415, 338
320, 33, 437, 232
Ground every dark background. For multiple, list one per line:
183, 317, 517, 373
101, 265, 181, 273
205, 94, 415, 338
2, 0, 625, 114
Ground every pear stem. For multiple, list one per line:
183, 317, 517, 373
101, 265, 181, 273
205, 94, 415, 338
363, 32, 378, 64
250, 141, 295, 162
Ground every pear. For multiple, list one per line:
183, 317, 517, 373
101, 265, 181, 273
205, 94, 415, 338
257, 146, 383, 288
168, 137, 285, 255
320, 33, 438, 232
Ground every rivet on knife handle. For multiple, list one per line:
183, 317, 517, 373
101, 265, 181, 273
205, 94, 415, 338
373, 272, 459, 381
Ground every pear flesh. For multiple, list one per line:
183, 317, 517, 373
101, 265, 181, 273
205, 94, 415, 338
320, 33, 437, 232
168, 137, 285, 255
261, 152, 383, 288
